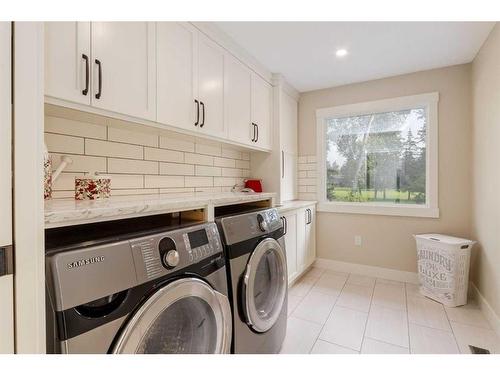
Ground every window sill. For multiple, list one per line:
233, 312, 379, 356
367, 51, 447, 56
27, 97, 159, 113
317, 202, 440, 218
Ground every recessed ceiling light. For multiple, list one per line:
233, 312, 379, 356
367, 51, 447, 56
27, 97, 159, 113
336, 49, 348, 57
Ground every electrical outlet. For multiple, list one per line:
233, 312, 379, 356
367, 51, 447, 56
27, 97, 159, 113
354, 235, 362, 247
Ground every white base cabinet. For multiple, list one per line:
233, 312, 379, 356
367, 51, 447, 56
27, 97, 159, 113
280, 204, 316, 284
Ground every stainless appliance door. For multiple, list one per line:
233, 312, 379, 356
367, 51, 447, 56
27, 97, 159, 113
111, 278, 231, 354
242, 238, 287, 333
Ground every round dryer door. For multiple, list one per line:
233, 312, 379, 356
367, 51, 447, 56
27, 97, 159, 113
111, 278, 232, 354
242, 238, 287, 333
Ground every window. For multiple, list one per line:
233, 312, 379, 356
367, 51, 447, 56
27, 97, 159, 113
316, 93, 439, 218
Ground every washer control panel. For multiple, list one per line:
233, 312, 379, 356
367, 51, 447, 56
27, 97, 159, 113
129, 222, 223, 283
218, 208, 283, 246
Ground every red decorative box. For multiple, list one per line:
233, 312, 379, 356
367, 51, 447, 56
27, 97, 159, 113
244, 179, 263, 193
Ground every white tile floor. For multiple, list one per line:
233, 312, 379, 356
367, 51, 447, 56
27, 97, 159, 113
281, 267, 500, 354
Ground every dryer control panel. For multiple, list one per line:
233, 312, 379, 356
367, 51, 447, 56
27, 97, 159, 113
130, 222, 223, 283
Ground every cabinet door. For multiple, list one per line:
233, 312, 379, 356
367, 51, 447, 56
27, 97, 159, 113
281, 151, 297, 202
45, 22, 91, 105
197, 33, 225, 138
0, 22, 13, 354
280, 91, 298, 155
157, 22, 198, 131
251, 74, 272, 150
282, 213, 298, 283
91, 22, 156, 120
296, 209, 306, 273
225, 53, 252, 145
304, 206, 316, 268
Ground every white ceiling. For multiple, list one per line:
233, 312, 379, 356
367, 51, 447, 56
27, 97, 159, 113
215, 22, 495, 92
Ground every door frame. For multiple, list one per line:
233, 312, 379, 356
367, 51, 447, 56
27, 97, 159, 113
13, 22, 46, 353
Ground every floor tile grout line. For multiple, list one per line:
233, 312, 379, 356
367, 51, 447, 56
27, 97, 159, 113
358, 274, 376, 353
404, 279, 412, 353
307, 268, 348, 353
363, 337, 409, 351
312, 338, 361, 354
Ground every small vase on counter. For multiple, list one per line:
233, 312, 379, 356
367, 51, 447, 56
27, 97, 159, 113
75, 173, 111, 200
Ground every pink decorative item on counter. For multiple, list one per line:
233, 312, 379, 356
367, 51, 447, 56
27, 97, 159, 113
75, 176, 111, 200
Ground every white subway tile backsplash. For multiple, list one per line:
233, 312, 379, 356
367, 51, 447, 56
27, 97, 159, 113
51, 173, 84, 190
159, 187, 196, 195
185, 176, 214, 187
108, 158, 158, 175
45, 133, 84, 154
45, 116, 107, 139
144, 175, 185, 188
160, 135, 195, 153
195, 165, 222, 177
195, 187, 222, 193
195, 143, 222, 157
221, 148, 241, 160
214, 177, 237, 187
298, 163, 316, 171
184, 153, 214, 166
106, 174, 144, 189
160, 163, 195, 176
298, 178, 316, 186
235, 160, 250, 169
85, 139, 144, 159
50, 153, 106, 173
214, 157, 236, 168
45, 110, 254, 198
108, 126, 158, 147
298, 155, 317, 200
144, 147, 184, 163
112, 188, 159, 196
221, 168, 242, 177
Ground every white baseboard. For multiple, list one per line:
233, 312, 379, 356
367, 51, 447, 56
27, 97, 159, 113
469, 282, 500, 337
314, 258, 419, 284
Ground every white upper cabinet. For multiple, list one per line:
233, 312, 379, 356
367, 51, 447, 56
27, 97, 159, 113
225, 53, 252, 146
280, 91, 298, 155
251, 73, 272, 150
45, 22, 91, 105
157, 22, 198, 131
197, 33, 226, 138
91, 22, 156, 120
44, 22, 274, 151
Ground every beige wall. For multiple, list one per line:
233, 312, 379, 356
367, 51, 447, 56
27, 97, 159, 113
298, 64, 473, 273
471, 24, 500, 316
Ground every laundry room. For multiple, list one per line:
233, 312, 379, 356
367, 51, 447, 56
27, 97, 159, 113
1, 0, 500, 374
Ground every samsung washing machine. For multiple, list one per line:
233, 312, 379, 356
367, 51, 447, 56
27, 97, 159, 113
45, 217, 232, 354
216, 208, 287, 354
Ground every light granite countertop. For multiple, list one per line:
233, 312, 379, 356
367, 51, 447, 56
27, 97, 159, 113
45, 192, 276, 228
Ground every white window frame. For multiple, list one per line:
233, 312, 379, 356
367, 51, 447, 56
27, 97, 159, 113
316, 92, 439, 218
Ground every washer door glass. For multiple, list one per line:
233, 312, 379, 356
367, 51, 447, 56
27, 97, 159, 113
243, 238, 287, 333
111, 278, 231, 354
